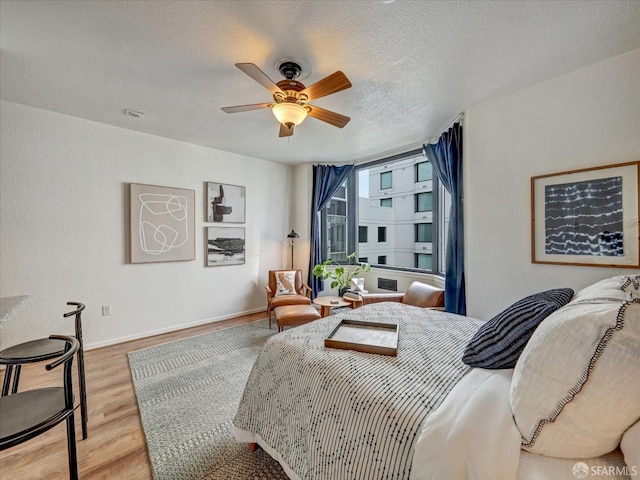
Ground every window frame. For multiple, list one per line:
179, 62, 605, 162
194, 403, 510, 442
320, 180, 349, 262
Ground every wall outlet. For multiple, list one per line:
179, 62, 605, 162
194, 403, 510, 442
102, 305, 111, 316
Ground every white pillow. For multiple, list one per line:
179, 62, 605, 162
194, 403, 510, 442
511, 277, 640, 458
621, 421, 640, 480
571, 275, 630, 303
275, 271, 297, 296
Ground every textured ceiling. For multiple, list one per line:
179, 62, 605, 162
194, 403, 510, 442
1, 0, 639, 165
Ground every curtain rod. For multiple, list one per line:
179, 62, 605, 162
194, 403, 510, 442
425, 112, 464, 145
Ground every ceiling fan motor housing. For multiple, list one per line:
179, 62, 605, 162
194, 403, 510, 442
274, 80, 307, 104
278, 61, 303, 80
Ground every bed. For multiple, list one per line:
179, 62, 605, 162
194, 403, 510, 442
233, 276, 639, 480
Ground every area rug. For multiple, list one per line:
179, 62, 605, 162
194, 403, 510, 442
128, 319, 289, 480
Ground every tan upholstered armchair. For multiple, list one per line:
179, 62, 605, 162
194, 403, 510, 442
266, 270, 312, 328
361, 281, 445, 310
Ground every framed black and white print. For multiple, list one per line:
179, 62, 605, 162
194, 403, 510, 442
206, 227, 245, 266
531, 161, 639, 268
205, 182, 245, 223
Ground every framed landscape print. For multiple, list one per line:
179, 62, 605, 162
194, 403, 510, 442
206, 227, 245, 266
531, 161, 639, 268
130, 183, 196, 263
205, 182, 245, 223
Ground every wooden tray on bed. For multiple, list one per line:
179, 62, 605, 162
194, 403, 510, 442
324, 319, 398, 356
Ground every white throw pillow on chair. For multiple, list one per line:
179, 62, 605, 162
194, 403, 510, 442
275, 271, 297, 297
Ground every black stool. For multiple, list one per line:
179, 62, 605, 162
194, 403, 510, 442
0, 335, 80, 480
0, 302, 88, 440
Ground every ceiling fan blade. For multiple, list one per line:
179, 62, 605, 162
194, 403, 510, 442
235, 63, 284, 96
279, 123, 294, 137
221, 103, 272, 113
306, 105, 351, 128
300, 71, 352, 101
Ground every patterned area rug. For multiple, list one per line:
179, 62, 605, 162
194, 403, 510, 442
128, 319, 289, 480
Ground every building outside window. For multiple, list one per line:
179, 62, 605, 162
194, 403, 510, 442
416, 161, 433, 182
319, 149, 450, 274
415, 223, 433, 242
358, 257, 368, 263
380, 171, 392, 189
358, 226, 368, 243
415, 253, 432, 270
415, 192, 433, 212
324, 181, 348, 262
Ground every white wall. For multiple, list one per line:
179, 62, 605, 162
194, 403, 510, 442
0, 101, 293, 349
292, 163, 312, 280
465, 48, 640, 319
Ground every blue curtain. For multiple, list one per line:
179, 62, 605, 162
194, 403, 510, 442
308, 164, 355, 298
423, 121, 466, 315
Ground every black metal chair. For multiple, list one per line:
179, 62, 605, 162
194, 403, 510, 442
0, 302, 88, 439
0, 335, 80, 480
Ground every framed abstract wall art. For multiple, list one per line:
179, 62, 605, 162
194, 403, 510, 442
531, 161, 639, 268
206, 226, 245, 266
205, 182, 246, 223
130, 183, 196, 263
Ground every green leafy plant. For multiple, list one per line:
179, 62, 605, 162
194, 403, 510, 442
312, 252, 371, 293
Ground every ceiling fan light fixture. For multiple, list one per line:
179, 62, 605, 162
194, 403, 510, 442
272, 102, 307, 127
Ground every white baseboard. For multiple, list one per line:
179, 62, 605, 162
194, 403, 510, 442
85, 306, 267, 351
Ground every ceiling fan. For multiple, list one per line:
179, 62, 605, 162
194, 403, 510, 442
221, 61, 352, 137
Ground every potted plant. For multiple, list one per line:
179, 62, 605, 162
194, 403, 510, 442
312, 252, 371, 296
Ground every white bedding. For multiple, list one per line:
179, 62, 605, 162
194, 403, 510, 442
234, 304, 633, 479
233, 303, 483, 479
411, 368, 632, 480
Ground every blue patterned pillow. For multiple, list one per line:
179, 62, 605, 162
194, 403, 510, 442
462, 288, 574, 369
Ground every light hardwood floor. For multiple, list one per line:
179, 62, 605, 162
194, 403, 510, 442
0, 311, 265, 479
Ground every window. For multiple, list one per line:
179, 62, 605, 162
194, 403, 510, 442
416, 161, 432, 182
324, 181, 348, 262
415, 253, 432, 270
358, 257, 368, 263
319, 149, 449, 274
380, 171, 392, 190
415, 223, 433, 242
415, 192, 433, 212
358, 226, 368, 243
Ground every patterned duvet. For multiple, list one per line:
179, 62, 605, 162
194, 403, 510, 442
233, 302, 483, 480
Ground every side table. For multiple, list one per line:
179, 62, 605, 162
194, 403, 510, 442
343, 296, 363, 309
312, 296, 350, 317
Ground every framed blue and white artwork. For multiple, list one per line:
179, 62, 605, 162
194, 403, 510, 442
531, 161, 639, 268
